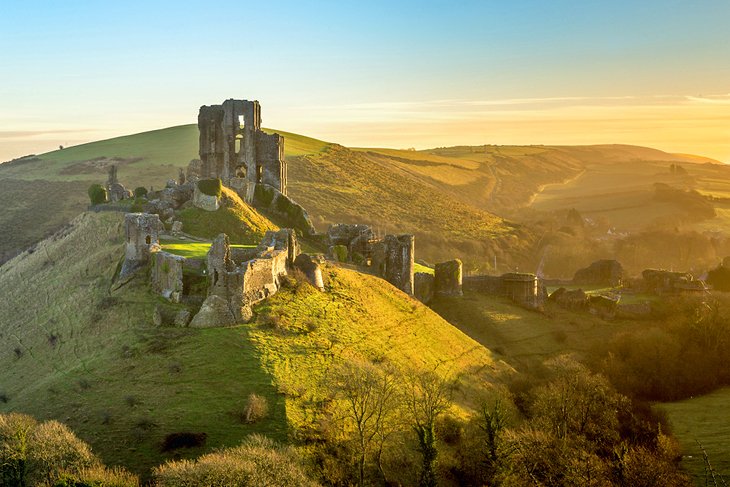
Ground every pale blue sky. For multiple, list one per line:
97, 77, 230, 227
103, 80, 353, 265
1, 0, 729, 160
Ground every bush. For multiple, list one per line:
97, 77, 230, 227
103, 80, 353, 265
87, 184, 107, 205
153, 434, 319, 487
243, 393, 269, 423
52, 466, 139, 486
133, 186, 148, 198
0, 413, 98, 486
197, 178, 222, 197
332, 245, 348, 262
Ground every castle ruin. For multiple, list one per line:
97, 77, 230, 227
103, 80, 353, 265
196, 99, 286, 201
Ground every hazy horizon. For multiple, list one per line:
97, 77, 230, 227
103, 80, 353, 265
2, 0, 728, 162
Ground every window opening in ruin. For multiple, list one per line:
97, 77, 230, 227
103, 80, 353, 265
235, 138, 241, 153
238, 115, 245, 129
213, 270, 219, 286
145, 235, 151, 245
256, 165, 263, 183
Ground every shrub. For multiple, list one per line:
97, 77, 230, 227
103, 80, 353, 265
0, 413, 98, 486
197, 178, 222, 197
133, 186, 148, 198
130, 198, 146, 212
243, 393, 269, 423
153, 434, 319, 487
332, 245, 348, 262
87, 184, 107, 205
53, 465, 139, 486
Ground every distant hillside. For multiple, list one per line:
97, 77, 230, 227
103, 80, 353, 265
1, 124, 725, 272
0, 211, 501, 476
0, 125, 529, 270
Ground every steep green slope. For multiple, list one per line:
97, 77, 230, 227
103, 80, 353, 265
0, 211, 501, 477
0, 212, 287, 475
177, 186, 278, 244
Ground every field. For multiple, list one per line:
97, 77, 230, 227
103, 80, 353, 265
430, 292, 635, 369
659, 388, 730, 484
530, 153, 730, 233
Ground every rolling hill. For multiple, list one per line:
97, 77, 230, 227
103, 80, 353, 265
1, 124, 726, 276
0, 210, 504, 477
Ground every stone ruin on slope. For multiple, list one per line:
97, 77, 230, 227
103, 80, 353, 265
185, 99, 316, 236
191, 99, 286, 200
120, 211, 324, 326
106, 165, 132, 202
120, 213, 163, 278
327, 224, 415, 294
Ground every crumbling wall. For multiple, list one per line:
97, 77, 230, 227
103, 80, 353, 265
294, 253, 325, 290
434, 259, 462, 296
151, 251, 185, 303
464, 272, 541, 309
106, 165, 132, 202
414, 272, 435, 303
196, 99, 286, 197
241, 255, 282, 304
120, 213, 162, 278
382, 234, 415, 294
190, 229, 303, 328
253, 184, 316, 236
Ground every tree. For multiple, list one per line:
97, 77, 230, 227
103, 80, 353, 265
480, 396, 511, 482
406, 372, 452, 487
529, 355, 624, 453
0, 413, 131, 486
87, 183, 107, 205
331, 359, 401, 486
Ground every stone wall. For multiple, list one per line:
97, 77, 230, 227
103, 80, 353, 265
190, 229, 303, 328
434, 259, 462, 296
120, 213, 163, 278
150, 251, 185, 303
414, 272, 435, 303
463, 272, 541, 309
381, 234, 415, 295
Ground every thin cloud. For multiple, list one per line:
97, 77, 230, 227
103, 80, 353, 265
0, 129, 97, 139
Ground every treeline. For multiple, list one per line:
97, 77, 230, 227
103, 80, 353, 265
2, 356, 693, 486
592, 295, 730, 401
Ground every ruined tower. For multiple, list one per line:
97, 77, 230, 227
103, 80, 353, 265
120, 213, 163, 277
375, 234, 415, 295
197, 99, 286, 199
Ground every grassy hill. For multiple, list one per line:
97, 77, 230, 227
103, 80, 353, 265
659, 388, 730, 484
0, 211, 502, 477
429, 292, 635, 370
529, 145, 728, 232
1, 123, 725, 273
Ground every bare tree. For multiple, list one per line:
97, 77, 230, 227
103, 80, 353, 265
332, 359, 401, 486
406, 371, 452, 487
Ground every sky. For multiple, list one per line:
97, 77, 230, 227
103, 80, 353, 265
1, 0, 729, 162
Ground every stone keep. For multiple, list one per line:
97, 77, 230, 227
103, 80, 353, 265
120, 213, 163, 277
197, 99, 286, 197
